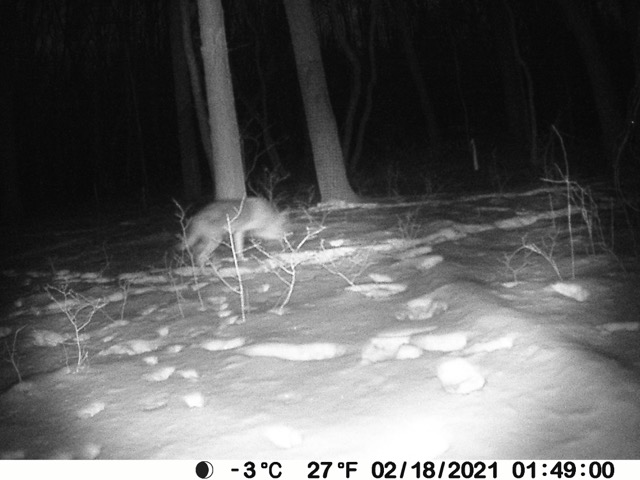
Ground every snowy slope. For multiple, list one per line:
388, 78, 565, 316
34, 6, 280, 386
0, 187, 639, 459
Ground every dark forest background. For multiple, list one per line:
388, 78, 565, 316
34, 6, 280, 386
1, 0, 639, 221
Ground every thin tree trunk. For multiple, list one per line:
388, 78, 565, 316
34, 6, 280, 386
182, 0, 214, 183
334, 23, 361, 165
499, 0, 538, 166
196, 0, 245, 199
349, 0, 379, 174
124, 45, 149, 205
283, 0, 358, 203
170, 0, 201, 200
487, 0, 530, 148
398, 2, 441, 155
555, 0, 624, 165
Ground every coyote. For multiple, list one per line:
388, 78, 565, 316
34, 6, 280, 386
180, 197, 287, 264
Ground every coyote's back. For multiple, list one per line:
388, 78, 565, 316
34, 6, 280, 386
180, 197, 287, 264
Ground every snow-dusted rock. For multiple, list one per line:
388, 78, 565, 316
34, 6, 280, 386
437, 358, 485, 394
183, 392, 205, 408
396, 295, 448, 321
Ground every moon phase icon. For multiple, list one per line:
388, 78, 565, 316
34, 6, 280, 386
195, 461, 214, 479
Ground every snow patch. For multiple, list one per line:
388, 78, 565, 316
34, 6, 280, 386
362, 327, 471, 363
30, 330, 69, 347
466, 335, 516, 353
140, 305, 158, 316
361, 336, 407, 364
143, 355, 158, 365
241, 342, 347, 361
177, 369, 199, 380
118, 272, 168, 284
598, 322, 640, 333
423, 227, 467, 244
165, 344, 184, 354
346, 283, 407, 298
368, 273, 394, 283
411, 332, 468, 352
395, 344, 424, 360
396, 294, 448, 321
399, 245, 433, 258
142, 366, 175, 382
494, 215, 538, 229
98, 339, 160, 356
103, 291, 126, 303
77, 401, 106, 419
551, 282, 590, 302
418, 255, 444, 270
200, 337, 246, 351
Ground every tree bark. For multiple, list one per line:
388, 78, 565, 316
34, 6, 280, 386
197, 0, 245, 199
181, 0, 213, 177
283, 0, 359, 203
170, 0, 202, 201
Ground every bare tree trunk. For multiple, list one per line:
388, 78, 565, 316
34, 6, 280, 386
498, 0, 538, 167
181, 0, 213, 176
124, 46, 149, 206
398, 2, 441, 155
196, 0, 245, 199
283, 0, 359, 203
334, 22, 361, 167
487, 0, 530, 149
170, 0, 202, 200
349, 0, 379, 174
555, 0, 624, 165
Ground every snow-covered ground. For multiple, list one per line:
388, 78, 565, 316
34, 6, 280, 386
0, 186, 639, 459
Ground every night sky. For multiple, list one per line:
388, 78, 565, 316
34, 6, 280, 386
1, 0, 638, 220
